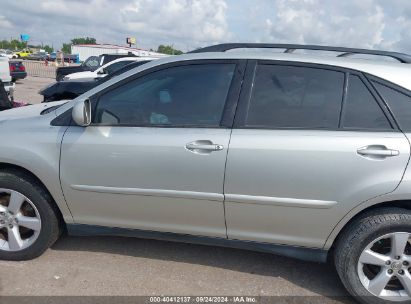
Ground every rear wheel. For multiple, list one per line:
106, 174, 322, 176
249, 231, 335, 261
335, 208, 411, 303
0, 170, 60, 260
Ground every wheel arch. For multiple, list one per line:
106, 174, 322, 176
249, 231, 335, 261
326, 199, 411, 252
0, 162, 68, 230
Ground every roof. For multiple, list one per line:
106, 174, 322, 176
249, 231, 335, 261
138, 51, 411, 91
191, 43, 411, 63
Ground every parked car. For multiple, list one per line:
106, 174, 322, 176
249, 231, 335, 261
12, 49, 32, 58
0, 50, 14, 59
26, 52, 49, 61
0, 80, 28, 111
40, 60, 152, 102
62, 57, 158, 81
9, 61, 27, 82
49, 52, 78, 63
0, 56, 14, 100
55, 52, 144, 81
2, 43, 411, 303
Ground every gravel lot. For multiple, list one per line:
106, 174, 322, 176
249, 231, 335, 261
13, 76, 54, 104
1, 236, 351, 300
2, 76, 353, 303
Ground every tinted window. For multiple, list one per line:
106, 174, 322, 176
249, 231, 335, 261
98, 61, 151, 85
104, 60, 134, 75
95, 63, 235, 126
342, 75, 391, 129
246, 65, 344, 128
373, 81, 411, 131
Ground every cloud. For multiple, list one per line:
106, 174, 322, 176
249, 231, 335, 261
252, 0, 386, 49
120, 0, 230, 46
243, 0, 411, 52
0, 15, 12, 30
1, 0, 411, 53
0, 0, 230, 51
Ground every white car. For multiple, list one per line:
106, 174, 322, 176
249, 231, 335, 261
63, 57, 158, 81
0, 56, 14, 100
0, 50, 15, 59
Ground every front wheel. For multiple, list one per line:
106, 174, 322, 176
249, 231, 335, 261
335, 208, 411, 304
0, 170, 61, 260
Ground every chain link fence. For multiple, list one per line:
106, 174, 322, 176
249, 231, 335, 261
11, 60, 80, 79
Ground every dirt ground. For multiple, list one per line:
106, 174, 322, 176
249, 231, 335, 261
13, 76, 54, 104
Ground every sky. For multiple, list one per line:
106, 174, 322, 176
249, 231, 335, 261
1, 0, 411, 53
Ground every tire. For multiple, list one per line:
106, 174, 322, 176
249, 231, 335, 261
335, 207, 411, 304
0, 170, 61, 260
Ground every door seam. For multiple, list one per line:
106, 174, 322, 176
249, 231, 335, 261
222, 128, 233, 239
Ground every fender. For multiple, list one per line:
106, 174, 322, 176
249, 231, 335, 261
0, 115, 73, 223
324, 166, 411, 250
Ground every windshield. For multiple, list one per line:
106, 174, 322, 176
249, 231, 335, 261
82, 56, 100, 68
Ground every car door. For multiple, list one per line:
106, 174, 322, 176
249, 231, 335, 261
224, 61, 410, 248
60, 60, 245, 238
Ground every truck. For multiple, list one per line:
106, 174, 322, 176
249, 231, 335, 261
55, 53, 138, 81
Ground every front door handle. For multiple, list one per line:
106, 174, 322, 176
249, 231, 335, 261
357, 145, 400, 158
186, 140, 224, 154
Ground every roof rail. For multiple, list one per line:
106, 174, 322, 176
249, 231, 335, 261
189, 43, 411, 63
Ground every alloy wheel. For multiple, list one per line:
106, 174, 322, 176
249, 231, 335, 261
0, 189, 41, 251
358, 232, 411, 301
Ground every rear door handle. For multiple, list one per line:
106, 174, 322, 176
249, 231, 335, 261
186, 140, 224, 154
357, 145, 399, 158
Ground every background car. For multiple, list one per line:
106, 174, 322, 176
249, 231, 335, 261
61, 57, 157, 81
26, 51, 49, 61
12, 49, 32, 58
49, 52, 78, 63
40, 60, 151, 102
0, 50, 14, 59
9, 61, 27, 82
55, 52, 144, 81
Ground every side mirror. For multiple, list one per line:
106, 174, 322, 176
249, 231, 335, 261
97, 68, 105, 75
72, 99, 91, 126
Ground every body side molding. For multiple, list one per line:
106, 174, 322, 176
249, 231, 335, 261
70, 184, 223, 202
225, 194, 338, 209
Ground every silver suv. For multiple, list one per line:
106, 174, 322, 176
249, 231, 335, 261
1, 43, 411, 303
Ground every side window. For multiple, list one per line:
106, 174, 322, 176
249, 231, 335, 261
104, 61, 133, 75
94, 63, 236, 126
246, 65, 344, 128
372, 81, 411, 131
342, 75, 391, 130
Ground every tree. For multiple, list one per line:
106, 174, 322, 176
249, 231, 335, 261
61, 43, 72, 54
42, 45, 54, 53
0, 39, 26, 50
28, 44, 54, 53
70, 37, 96, 45
61, 37, 97, 54
157, 45, 183, 55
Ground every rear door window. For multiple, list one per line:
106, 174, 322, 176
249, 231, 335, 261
372, 81, 411, 131
246, 64, 344, 128
342, 75, 391, 130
